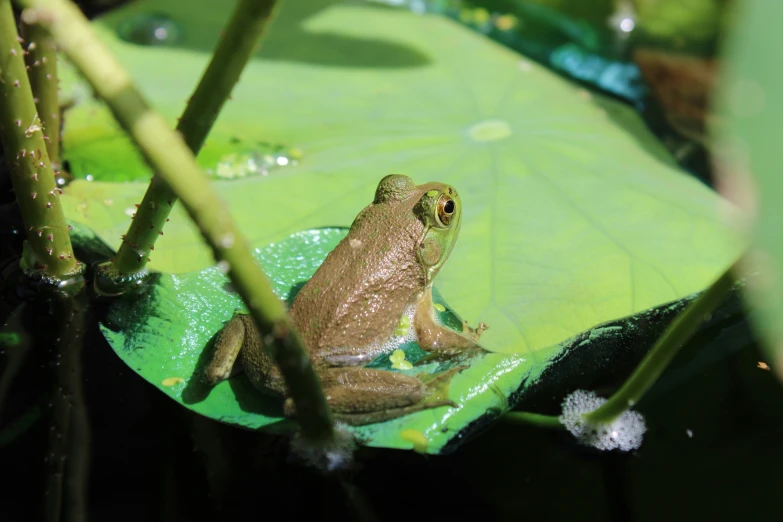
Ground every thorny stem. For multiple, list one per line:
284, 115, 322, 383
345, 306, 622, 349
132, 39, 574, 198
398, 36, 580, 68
584, 262, 737, 425
18, 0, 335, 442
0, 0, 79, 278
107, 0, 280, 279
20, 19, 59, 168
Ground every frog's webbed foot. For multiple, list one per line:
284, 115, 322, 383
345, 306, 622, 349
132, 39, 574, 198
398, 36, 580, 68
203, 314, 247, 385
413, 287, 488, 357
283, 366, 465, 426
463, 320, 489, 342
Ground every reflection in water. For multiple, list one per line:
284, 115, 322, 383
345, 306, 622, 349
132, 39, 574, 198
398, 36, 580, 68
43, 288, 91, 522
0, 275, 91, 521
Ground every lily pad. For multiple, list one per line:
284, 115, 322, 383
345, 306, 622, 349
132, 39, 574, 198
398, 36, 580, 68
98, 226, 740, 453
62, 0, 741, 358
100, 228, 558, 452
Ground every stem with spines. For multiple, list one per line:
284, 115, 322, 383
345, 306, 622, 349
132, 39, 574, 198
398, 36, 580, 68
0, 0, 79, 279
20, 19, 60, 169
15, 0, 334, 443
105, 0, 279, 282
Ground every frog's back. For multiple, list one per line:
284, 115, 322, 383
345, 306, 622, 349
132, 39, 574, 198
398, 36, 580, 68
289, 200, 425, 362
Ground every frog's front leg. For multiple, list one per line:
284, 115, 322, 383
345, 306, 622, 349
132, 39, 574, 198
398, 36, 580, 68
413, 286, 488, 355
203, 315, 246, 385
284, 366, 459, 426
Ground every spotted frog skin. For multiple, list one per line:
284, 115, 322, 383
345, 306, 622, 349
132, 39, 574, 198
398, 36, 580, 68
203, 175, 487, 425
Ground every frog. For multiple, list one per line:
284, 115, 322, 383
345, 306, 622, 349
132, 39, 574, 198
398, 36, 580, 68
203, 174, 488, 426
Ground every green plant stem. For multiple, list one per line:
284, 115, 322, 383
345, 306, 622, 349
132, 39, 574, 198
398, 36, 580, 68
584, 263, 737, 425
0, 0, 78, 278
20, 19, 60, 168
503, 411, 565, 429
109, 0, 279, 277
17, 0, 334, 442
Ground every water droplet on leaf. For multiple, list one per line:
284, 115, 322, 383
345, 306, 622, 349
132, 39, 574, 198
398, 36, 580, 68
209, 144, 300, 180
117, 13, 181, 47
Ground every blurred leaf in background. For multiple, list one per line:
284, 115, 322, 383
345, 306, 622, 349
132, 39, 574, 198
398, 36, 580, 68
715, 0, 783, 380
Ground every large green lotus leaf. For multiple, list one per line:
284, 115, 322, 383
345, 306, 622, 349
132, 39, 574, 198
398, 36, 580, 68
715, 1, 783, 372
100, 228, 560, 453
61, 0, 741, 356
98, 226, 736, 453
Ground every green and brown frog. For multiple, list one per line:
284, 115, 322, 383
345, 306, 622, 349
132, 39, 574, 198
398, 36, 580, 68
203, 174, 488, 425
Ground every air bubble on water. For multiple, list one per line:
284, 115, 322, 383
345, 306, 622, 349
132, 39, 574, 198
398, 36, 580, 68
559, 390, 646, 451
217, 260, 230, 274
85, 174, 94, 181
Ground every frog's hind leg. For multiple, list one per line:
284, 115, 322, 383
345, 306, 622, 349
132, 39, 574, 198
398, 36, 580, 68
202, 315, 247, 385
284, 367, 459, 426
414, 286, 488, 356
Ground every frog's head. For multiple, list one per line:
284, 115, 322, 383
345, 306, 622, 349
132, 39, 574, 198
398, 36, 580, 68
374, 174, 462, 283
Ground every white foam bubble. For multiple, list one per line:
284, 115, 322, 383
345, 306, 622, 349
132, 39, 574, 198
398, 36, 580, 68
559, 390, 646, 452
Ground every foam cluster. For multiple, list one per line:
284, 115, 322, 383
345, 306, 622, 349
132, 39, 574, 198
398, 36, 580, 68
559, 390, 646, 452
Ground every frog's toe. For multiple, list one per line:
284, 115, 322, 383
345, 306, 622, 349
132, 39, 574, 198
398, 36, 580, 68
202, 359, 241, 386
476, 321, 489, 337
283, 397, 296, 418
462, 320, 489, 341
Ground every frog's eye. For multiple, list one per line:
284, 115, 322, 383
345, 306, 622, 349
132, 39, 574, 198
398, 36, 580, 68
436, 195, 455, 226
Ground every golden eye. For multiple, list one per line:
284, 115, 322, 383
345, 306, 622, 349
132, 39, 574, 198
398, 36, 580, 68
436, 195, 455, 226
